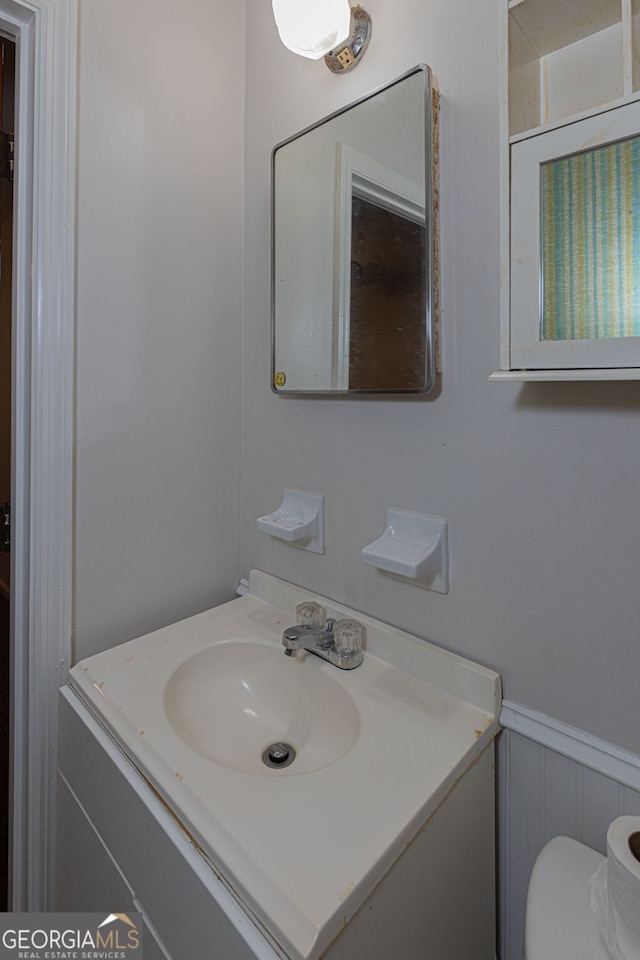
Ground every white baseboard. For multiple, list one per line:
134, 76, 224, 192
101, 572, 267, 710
500, 699, 640, 794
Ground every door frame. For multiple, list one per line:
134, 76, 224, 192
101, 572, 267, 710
1, 0, 76, 909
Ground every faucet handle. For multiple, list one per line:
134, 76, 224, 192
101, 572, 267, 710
333, 619, 364, 658
296, 601, 326, 628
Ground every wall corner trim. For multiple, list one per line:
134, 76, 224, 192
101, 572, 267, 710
4, 0, 78, 912
500, 700, 640, 793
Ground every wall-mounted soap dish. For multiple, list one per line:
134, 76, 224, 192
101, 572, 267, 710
361, 509, 448, 593
256, 488, 325, 554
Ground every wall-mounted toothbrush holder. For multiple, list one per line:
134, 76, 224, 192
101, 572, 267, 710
361, 509, 448, 593
256, 488, 325, 554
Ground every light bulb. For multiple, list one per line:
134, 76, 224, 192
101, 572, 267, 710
272, 0, 352, 60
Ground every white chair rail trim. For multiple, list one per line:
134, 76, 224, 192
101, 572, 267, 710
500, 700, 640, 794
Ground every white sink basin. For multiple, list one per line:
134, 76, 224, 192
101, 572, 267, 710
164, 640, 359, 774
70, 570, 501, 960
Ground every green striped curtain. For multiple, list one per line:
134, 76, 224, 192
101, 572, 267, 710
541, 136, 640, 341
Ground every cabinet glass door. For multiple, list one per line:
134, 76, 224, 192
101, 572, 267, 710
541, 136, 640, 342
511, 99, 640, 368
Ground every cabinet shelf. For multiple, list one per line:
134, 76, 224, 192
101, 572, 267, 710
489, 368, 640, 381
508, 0, 629, 137
508, 88, 640, 143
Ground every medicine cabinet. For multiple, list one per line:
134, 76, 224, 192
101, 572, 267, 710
272, 65, 437, 395
494, 0, 640, 380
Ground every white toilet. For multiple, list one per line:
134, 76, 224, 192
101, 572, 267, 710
524, 836, 610, 959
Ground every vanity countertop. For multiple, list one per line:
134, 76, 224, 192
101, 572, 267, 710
69, 570, 501, 960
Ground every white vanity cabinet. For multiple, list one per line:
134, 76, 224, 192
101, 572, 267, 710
57, 686, 497, 960
494, 0, 640, 381
56, 572, 501, 960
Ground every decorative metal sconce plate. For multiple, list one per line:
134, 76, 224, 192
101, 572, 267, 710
324, 6, 371, 74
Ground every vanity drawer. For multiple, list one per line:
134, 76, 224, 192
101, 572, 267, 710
58, 688, 280, 960
56, 777, 172, 959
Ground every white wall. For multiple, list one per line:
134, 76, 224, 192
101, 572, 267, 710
70, 0, 639, 753
242, 0, 640, 755
74, 0, 245, 660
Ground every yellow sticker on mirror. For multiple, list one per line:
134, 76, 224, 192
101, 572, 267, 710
274, 371, 287, 388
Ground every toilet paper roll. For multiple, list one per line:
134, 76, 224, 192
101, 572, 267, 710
607, 816, 640, 960
590, 858, 621, 960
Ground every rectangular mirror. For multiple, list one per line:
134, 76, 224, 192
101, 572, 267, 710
271, 65, 437, 394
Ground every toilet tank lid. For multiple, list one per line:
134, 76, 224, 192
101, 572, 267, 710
525, 836, 609, 960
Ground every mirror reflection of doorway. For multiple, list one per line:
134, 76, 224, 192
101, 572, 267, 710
0, 34, 15, 913
348, 195, 426, 390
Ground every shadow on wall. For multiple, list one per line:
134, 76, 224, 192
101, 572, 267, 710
515, 381, 640, 413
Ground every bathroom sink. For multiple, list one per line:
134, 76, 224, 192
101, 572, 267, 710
69, 570, 501, 960
164, 640, 359, 774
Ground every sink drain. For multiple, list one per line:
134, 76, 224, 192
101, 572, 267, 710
262, 742, 296, 769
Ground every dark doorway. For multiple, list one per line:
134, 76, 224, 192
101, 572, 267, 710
0, 35, 15, 912
348, 195, 426, 391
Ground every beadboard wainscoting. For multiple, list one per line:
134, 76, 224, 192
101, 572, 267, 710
499, 701, 640, 960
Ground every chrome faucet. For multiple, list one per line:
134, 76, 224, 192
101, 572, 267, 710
282, 603, 364, 670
